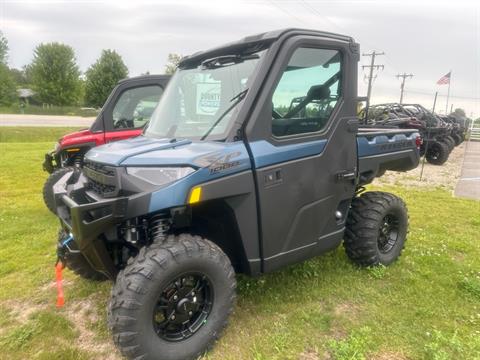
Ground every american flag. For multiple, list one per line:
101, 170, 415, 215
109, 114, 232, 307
437, 72, 451, 85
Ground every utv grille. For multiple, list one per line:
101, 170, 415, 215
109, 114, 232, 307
84, 160, 116, 176
86, 178, 117, 197
83, 160, 118, 197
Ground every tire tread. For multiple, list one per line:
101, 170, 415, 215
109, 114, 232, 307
108, 234, 236, 360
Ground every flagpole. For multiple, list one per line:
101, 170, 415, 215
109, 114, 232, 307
445, 70, 451, 114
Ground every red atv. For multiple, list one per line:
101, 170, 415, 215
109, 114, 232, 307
42, 74, 170, 213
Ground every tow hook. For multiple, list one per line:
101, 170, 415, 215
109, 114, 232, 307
57, 233, 80, 263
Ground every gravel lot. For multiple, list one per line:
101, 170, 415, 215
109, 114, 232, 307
373, 143, 466, 190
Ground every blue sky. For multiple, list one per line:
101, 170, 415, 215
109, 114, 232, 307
2, 0, 479, 117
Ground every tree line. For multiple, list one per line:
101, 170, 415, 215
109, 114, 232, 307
0, 31, 180, 109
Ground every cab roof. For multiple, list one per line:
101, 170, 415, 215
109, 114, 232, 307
117, 74, 171, 84
179, 28, 356, 68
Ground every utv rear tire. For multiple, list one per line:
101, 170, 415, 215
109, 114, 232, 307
344, 191, 408, 266
108, 234, 236, 360
425, 141, 449, 165
43, 167, 74, 214
452, 134, 462, 146
58, 229, 108, 281
443, 136, 455, 151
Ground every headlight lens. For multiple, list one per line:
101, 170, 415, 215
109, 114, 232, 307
126, 167, 195, 186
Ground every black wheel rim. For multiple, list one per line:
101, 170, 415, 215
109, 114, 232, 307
429, 144, 440, 160
378, 214, 400, 253
153, 273, 213, 342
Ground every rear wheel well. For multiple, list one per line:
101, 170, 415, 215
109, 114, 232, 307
185, 200, 250, 275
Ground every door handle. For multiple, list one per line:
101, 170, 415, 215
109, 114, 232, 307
335, 170, 356, 182
264, 168, 283, 186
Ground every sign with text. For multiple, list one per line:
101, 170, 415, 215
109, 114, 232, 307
196, 82, 221, 115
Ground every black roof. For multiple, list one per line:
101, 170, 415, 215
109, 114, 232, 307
179, 28, 355, 68
117, 74, 171, 84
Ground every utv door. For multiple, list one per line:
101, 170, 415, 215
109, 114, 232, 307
102, 76, 170, 143
246, 36, 359, 272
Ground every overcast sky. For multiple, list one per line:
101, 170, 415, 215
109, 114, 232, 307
2, 0, 479, 117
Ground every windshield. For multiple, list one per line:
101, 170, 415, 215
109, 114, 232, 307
145, 50, 266, 140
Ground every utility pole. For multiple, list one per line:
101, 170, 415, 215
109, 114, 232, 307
432, 92, 438, 112
396, 73, 414, 104
362, 51, 384, 119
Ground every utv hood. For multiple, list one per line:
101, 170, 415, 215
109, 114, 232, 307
84, 135, 245, 168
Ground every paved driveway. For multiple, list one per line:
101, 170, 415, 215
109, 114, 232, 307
454, 140, 480, 200
0, 114, 95, 127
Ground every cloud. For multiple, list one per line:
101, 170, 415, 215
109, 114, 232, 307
2, 0, 478, 116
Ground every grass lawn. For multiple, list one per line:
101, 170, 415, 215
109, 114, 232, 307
0, 127, 82, 143
0, 128, 479, 359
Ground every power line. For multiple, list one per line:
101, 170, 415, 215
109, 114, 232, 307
396, 73, 414, 104
362, 51, 384, 117
265, 0, 305, 25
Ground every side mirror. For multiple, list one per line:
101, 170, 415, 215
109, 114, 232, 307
307, 85, 330, 101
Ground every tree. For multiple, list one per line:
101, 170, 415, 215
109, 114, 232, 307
164, 53, 182, 75
84, 50, 128, 108
0, 31, 8, 65
0, 64, 17, 106
0, 31, 16, 106
452, 108, 466, 117
9, 67, 29, 86
28, 42, 81, 105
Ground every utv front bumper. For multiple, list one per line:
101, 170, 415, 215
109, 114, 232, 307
54, 171, 128, 279
43, 150, 57, 173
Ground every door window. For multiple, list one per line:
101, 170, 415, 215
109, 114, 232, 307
112, 85, 163, 130
271, 47, 342, 137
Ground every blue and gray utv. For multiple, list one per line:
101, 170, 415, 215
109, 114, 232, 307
52, 29, 420, 360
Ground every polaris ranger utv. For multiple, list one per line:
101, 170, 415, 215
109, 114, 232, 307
52, 29, 420, 360
42, 75, 170, 213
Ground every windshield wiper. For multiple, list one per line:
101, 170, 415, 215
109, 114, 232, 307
201, 54, 259, 69
200, 89, 248, 141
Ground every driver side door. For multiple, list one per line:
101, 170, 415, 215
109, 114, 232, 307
246, 38, 359, 272
103, 77, 169, 143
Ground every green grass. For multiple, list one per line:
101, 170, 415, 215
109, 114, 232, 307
0, 130, 479, 359
0, 105, 98, 117
0, 126, 82, 143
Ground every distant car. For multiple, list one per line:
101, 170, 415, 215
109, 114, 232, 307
42, 74, 170, 213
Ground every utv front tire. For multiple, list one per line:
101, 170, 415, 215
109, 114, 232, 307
344, 191, 408, 266
58, 229, 108, 281
43, 167, 74, 214
425, 141, 449, 165
108, 234, 236, 360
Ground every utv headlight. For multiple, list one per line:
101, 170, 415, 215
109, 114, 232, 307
126, 167, 195, 186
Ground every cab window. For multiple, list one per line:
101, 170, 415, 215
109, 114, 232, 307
271, 47, 342, 137
112, 85, 163, 130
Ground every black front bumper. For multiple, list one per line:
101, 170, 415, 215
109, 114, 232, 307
43, 151, 56, 173
54, 172, 128, 279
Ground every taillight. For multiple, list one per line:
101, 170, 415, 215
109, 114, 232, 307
415, 135, 423, 149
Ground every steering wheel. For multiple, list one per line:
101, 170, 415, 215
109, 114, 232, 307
115, 118, 130, 129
